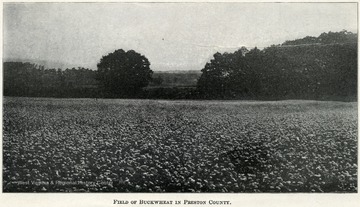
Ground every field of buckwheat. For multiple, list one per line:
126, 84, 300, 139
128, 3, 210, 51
3, 97, 357, 192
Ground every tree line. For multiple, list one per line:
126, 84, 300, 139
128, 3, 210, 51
3, 63, 99, 98
198, 31, 357, 100
3, 31, 357, 101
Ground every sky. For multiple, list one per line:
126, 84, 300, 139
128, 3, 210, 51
3, 3, 358, 71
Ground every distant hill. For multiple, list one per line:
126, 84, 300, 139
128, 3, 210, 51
149, 70, 201, 88
282, 30, 357, 46
197, 30, 357, 100
3, 58, 82, 70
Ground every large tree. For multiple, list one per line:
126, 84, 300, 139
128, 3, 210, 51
197, 49, 251, 99
96, 49, 153, 96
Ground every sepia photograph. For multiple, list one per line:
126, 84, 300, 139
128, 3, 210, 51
1, 0, 358, 202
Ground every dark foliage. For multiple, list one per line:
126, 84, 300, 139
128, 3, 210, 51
197, 31, 357, 101
96, 49, 153, 97
3, 62, 100, 98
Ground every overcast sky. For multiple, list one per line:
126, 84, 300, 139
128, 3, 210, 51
3, 3, 358, 71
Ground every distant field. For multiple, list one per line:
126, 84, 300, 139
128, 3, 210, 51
3, 97, 357, 192
149, 71, 201, 87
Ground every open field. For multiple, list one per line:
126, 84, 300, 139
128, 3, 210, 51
3, 97, 357, 192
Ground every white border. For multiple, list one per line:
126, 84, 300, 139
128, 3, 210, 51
0, 1, 359, 207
